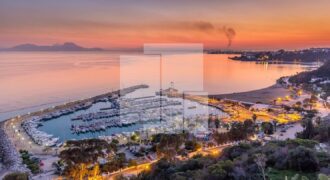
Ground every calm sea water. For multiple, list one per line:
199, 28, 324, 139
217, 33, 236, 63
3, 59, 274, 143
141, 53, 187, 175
38, 97, 225, 142
0, 51, 309, 121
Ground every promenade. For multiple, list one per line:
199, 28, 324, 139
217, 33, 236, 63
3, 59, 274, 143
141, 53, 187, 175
0, 122, 30, 178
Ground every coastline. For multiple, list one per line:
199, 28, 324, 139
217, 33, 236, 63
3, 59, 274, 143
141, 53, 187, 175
0, 122, 30, 178
0, 84, 290, 153
209, 84, 291, 104
0, 85, 149, 177
0, 82, 307, 178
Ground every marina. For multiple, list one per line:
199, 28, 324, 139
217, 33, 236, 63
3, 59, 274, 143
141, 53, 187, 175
11, 86, 227, 145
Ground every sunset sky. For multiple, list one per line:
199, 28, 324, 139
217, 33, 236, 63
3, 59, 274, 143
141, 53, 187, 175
1, 0, 330, 50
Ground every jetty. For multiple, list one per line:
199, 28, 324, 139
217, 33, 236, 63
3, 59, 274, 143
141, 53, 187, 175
2, 85, 149, 152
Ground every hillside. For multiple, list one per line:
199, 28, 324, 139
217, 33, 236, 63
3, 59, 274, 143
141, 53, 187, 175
1, 42, 103, 51
290, 61, 330, 83
289, 61, 330, 99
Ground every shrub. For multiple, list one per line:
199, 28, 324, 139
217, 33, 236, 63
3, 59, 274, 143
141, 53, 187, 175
288, 146, 319, 172
3, 172, 29, 180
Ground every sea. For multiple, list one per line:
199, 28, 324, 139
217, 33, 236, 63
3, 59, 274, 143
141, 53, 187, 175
0, 51, 311, 122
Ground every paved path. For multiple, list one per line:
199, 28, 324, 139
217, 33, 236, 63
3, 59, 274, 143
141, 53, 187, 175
0, 123, 30, 178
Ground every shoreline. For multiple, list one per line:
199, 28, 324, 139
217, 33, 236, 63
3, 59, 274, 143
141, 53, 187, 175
0, 82, 315, 179
0, 82, 308, 177
0, 85, 149, 176
209, 84, 291, 104
0, 122, 30, 178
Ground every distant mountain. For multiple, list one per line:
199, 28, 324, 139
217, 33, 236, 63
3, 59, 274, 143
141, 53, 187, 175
2, 42, 103, 51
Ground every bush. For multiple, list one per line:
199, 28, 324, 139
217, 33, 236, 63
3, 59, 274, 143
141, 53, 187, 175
286, 139, 317, 148
184, 140, 201, 151
267, 169, 316, 180
19, 150, 40, 174
3, 172, 29, 180
207, 160, 234, 179
288, 146, 319, 172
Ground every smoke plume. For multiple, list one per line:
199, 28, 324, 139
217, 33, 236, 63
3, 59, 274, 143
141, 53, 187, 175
222, 26, 236, 47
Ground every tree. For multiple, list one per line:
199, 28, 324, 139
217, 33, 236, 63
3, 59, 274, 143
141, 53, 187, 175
254, 154, 266, 180
261, 122, 274, 135
213, 132, 229, 145
303, 98, 314, 110
208, 160, 234, 180
59, 139, 113, 179
185, 140, 202, 151
288, 146, 319, 172
252, 114, 257, 122
297, 118, 315, 139
215, 118, 220, 129
156, 134, 185, 161
243, 119, 256, 136
208, 118, 212, 128
229, 122, 246, 140
101, 153, 127, 173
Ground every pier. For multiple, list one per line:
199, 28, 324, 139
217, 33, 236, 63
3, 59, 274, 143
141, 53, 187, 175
1, 85, 149, 153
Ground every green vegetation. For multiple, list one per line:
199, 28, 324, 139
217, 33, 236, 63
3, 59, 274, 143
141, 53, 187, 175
19, 150, 40, 174
267, 169, 316, 180
289, 60, 330, 100
152, 133, 187, 161
318, 174, 330, 180
101, 152, 127, 172
290, 61, 330, 84
261, 122, 274, 135
56, 138, 136, 179
58, 139, 115, 179
213, 120, 256, 144
297, 117, 330, 143
3, 172, 29, 180
129, 139, 330, 180
184, 140, 202, 151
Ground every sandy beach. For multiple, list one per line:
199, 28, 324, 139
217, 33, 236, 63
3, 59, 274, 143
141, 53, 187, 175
209, 84, 291, 104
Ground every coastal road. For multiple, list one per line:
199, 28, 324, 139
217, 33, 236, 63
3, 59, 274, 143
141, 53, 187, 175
106, 144, 231, 179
